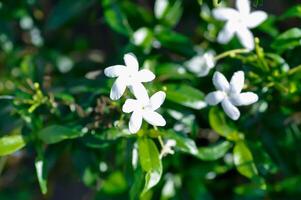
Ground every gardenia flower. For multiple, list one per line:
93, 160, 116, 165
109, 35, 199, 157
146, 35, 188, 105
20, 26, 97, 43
104, 53, 155, 100
122, 91, 166, 133
213, 0, 267, 50
185, 52, 215, 77
205, 71, 258, 120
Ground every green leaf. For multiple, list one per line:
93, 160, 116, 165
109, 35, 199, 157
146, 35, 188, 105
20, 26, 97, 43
83, 128, 131, 148
156, 63, 194, 80
101, 0, 132, 36
0, 135, 26, 156
163, 130, 232, 161
280, 4, 301, 19
233, 141, 258, 179
46, 0, 95, 30
163, 130, 198, 155
37, 125, 83, 144
155, 0, 183, 27
209, 107, 240, 141
102, 171, 127, 194
271, 28, 301, 52
197, 141, 233, 161
35, 158, 47, 194
154, 26, 195, 56
138, 137, 162, 196
165, 84, 206, 110
130, 167, 145, 200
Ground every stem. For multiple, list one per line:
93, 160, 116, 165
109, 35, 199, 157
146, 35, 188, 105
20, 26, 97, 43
214, 48, 250, 61
153, 126, 164, 148
254, 37, 269, 72
288, 64, 301, 75
158, 136, 164, 148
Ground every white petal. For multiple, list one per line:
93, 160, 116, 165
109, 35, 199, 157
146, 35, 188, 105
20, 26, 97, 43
213, 71, 230, 92
236, 0, 250, 14
129, 83, 149, 105
137, 69, 155, 82
122, 99, 139, 113
129, 111, 143, 133
149, 91, 166, 110
230, 92, 258, 106
204, 52, 215, 70
221, 99, 240, 120
236, 26, 254, 50
143, 111, 166, 126
212, 8, 239, 21
124, 53, 139, 72
217, 22, 236, 44
110, 77, 126, 100
230, 71, 245, 94
104, 65, 127, 78
246, 11, 267, 28
205, 91, 225, 105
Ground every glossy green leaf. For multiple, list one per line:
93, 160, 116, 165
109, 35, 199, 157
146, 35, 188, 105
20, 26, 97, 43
0, 135, 26, 156
163, 130, 198, 155
138, 137, 162, 195
165, 84, 206, 110
163, 130, 232, 161
197, 141, 233, 161
46, 0, 95, 30
154, 26, 195, 56
37, 125, 83, 144
233, 141, 258, 179
271, 28, 301, 52
209, 107, 240, 141
156, 63, 194, 80
101, 0, 132, 36
280, 4, 301, 19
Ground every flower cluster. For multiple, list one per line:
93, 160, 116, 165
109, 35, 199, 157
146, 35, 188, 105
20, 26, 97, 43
105, 53, 166, 133
105, 0, 264, 129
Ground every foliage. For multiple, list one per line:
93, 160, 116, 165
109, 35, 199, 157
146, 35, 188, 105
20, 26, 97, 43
0, 0, 301, 199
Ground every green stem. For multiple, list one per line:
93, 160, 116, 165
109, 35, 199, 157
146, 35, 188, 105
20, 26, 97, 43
254, 37, 269, 72
153, 126, 164, 148
214, 48, 250, 61
288, 64, 301, 75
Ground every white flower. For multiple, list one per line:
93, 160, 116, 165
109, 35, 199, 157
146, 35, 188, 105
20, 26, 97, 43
185, 52, 215, 77
205, 71, 258, 120
122, 91, 166, 133
104, 53, 155, 100
160, 139, 177, 158
213, 0, 267, 50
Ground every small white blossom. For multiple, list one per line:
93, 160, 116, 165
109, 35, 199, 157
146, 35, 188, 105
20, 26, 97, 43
160, 139, 177, 158
104, 53, 155, 100
213, 0, 267, 50
122, 91, 166, 133
205, 71, 258, 120
185, 52, 215, 77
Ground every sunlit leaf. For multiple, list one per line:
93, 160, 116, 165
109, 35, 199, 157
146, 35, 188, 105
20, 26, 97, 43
138, 137, 162, 196
0, 135, 25, 156
233, 141, 258, 179
165, 84, 206, 110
